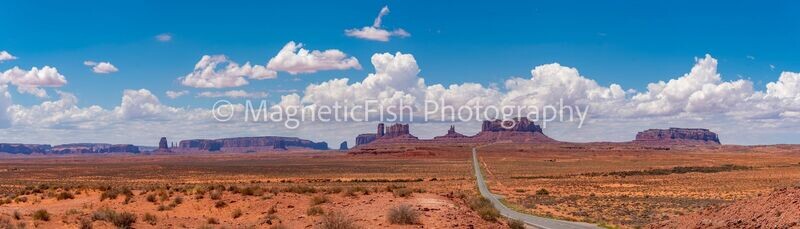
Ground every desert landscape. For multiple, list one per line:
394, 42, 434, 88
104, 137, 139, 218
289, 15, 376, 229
1, 119, 799, 229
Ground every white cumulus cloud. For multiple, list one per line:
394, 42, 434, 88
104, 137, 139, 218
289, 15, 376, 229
84, 61, 119, 74
180, 55, 277, 88
165, 90, 189, 99
0, 51, 18, 63
155, 33, 172, 42
267, 41, 361, 74
0, 66, 68, 98
345, 6, 410, 42
197, 90, 268, 99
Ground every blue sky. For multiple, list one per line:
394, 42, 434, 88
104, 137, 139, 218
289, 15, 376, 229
0, 1, 798, 145
3, 0, 797, 107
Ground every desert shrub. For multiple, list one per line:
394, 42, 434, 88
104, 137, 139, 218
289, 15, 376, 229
113, 212, 137, 229
92, 208, 136, 228
14, 196, 27, 203
79, 217, 93, 229
269, 224, 289, 229
207, 217, 219, 224
157, 204, 171, 211
100, 187, 133, 201
535, 188, 549, 196
214, 200, 227, 208
12, 210, 21, 220
143, 213, 157, 225
310, 195, 329, 205
171, 195, 183, 206
231, 208, 243, 219
319, 211, 358, 229
468, 197, 500, 221
507, 218, 525, 229
146, 194, 157, 202
283, 185, 317, 194
268, 204, 278, 214
307, 206, 324, 216
392, 188, 412, 198
325, 187, 343, 194
33, 209, 50, 221
92, 208, 116, 221
209, 190, 222, 200
56, 191, 75, 200
385, 184, 406, 192
344, 186, 369, 197
387, 204, 419, 225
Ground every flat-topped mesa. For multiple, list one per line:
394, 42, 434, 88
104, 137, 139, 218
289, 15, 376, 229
635, 128, 721, 144
355, 134, 377, 146
481, 117, 543, 133
472, 117, 555, 143
179, 136, 328, 152
0, 143, 52, 154
382, 123, 416, 139
50, 143, 140, 154
434, 125, 467, 139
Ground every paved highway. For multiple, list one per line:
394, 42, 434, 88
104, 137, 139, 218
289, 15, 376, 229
472, 148, 599, 229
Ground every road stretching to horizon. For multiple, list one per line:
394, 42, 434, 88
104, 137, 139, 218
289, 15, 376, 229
472, 148, 599, 229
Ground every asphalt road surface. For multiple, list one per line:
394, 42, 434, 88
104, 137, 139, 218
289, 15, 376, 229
472, 148, 599, 229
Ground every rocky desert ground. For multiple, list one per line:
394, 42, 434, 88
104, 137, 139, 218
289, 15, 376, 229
1, 142, 799, 228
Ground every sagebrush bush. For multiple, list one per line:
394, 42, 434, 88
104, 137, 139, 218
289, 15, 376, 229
231, 208, 243, 219
144, 213, 158, 225
207, 217, 219, 224
387, 204, 419, 225
214, 200, 227, 208
468, 197, 500, 221
392, 188, 412, 198
535, 188, 550, 196
56, 191, 75, 200
307, 206, 324, 216
319, 211, 358, 229
507, 218, 525, 229
310, 195, 329, 205
33, 209, 50, 221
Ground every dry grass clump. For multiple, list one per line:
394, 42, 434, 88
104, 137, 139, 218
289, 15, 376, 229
387, 204, 419, 225
310, 194, 329, 205
33, 209, 50, 221
214, 200, 227, 208
209, 190, 223, 200
231, 208, 243, 219
319, 211, 359, 229
99, 187, 133, 201
283, 185, 317, 194
307, 206, 325, 216
344, 186, 369, 197
92, 208, 136, 228
207, 217, 219, 224
535, 188, 549, 196
507, 218, 525, 229
468, 197, 500, 221
143, 213, 158, 225
12, 210, 21, 220
392, 188, 413, 198
56, 191, 75, 200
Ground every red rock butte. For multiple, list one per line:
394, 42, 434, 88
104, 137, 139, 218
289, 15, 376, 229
634, 128, 721, 145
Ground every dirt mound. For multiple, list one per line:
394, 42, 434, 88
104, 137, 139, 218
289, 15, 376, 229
651, 186, 800, 228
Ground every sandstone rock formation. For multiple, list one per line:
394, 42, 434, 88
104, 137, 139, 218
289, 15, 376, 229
0, 144, 51, 154
382, 123, 418, 140
433, 125, 467, 140
158, 137, 169, 149
50, 143, 140, 154
634, 128, 720, 144
471, 117, 555, 143
355, 134, 377, 146
179, 136, 328, 152
339, 141, 348, 150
